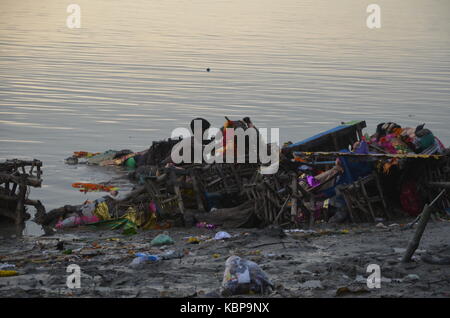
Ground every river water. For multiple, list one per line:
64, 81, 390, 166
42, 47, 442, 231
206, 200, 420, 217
1, 0, 449, 235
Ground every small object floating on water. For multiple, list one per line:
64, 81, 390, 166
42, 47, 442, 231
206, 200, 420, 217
206, 68, 210, 72
73, 151, 101, 158
65, 156, 78, 165
71, 182, 119, 193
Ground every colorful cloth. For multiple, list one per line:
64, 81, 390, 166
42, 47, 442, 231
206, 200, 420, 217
72, 182, 118, 193
93, 201, 111, 220
87, 150, 118, 165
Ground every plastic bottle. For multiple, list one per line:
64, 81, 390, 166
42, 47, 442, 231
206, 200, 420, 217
135, 253, 160, 262
130, 253, 160, 268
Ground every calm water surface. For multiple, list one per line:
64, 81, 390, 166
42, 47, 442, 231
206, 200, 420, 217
0, 0, 449, 235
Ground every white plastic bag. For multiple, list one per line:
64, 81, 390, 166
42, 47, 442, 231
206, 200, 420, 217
214, 231, 231, 240
221, 256, 273, 295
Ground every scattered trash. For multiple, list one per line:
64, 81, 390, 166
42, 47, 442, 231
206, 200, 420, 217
151, 234, 174, 246
284, 229, 316, 234
421, 253, 450, 265
355, 275, 392, 284
0, 264, 15, 270
187, 237, 200, 244
381, 277, 392, 283
159, 250, 184, 260
196, 222, 217, 230
130, 254, 160, 268
336, 286, 370, 296
354, 275, 366, 283
80, 249, 100, 257
29, 119, 449, 237
56, 215, 100, 229
72, 182, 119, 193
299, 280, 324, 289
221, 256, 273, 296
404, 274, 420, 282
106, 238, 121, 242
3, 118, 448, 299
65, 156, 78, 165
135, 253, 160, 262
214, 231, 232, 240
0, 270, 18, 277
56, 241, 64, 251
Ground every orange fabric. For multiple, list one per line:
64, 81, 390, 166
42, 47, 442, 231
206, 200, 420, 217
72, 182, 118, 193
73, 151, 100, 158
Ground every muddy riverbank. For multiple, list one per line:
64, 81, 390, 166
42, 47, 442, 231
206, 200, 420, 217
0, 219, 449, 298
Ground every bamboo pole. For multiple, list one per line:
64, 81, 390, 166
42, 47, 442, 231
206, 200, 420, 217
293, 151, 444, 160
290, 174, 298, 222
402, 189, 446, 263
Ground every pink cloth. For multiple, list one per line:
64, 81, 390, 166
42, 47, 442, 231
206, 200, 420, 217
56, 215, 100, 229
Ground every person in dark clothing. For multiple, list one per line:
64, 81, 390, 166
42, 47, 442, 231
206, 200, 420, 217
162, 118, 212, 165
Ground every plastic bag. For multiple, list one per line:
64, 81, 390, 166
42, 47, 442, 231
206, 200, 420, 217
151, 234, 174, 246
56, 215, 100, 229
130, 255, 160, 269
214, 231, 231, 240
221, 256, 273, 295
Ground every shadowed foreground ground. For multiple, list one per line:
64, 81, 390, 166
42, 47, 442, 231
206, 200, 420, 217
0, 220, 449, 298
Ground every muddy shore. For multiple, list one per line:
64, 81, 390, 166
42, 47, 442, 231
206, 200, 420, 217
0, 219, 449, 298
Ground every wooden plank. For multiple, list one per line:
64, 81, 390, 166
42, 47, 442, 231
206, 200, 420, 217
294, 151, 444, 160
290, 174, 298, 222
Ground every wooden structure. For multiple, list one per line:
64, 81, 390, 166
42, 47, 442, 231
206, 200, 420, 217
196, 163, 259, 195
285, 121, 366, 153
423, 154, 450, 211
143, 163, 259, 215
143, 171, 185, 220
339, 172, 390, 222
243, 173, 288, 226
0, 159, 44, 224
242, 172, 319, 227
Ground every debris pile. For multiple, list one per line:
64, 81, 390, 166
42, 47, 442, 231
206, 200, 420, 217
4, 118, 449, 234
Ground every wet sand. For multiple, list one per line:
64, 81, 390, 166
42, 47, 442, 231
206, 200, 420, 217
0, 220, 449, 298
